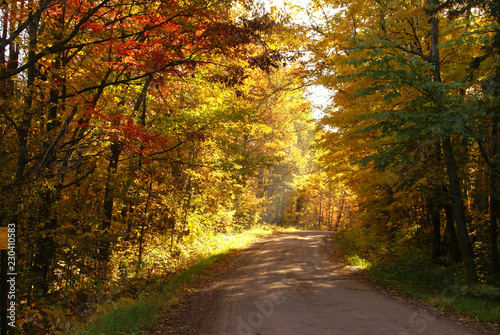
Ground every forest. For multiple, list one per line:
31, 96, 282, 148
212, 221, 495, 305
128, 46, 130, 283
0, 0, 498, 333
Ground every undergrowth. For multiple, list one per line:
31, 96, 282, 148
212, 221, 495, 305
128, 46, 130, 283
68, 224, 283, 335
334, 228, 500, 326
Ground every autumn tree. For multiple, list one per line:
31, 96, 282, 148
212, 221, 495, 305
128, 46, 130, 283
308, 0, 500, 282
0, 1, 317, 331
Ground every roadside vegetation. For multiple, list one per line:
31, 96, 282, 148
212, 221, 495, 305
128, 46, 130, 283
71, 225, 281, 335
334, 229, 500, 327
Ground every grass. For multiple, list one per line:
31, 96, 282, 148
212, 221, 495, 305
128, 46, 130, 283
333, 229, 500, 327
367, 255, 500, 324
74, 297, 161, 335
347, 254, 372, 270
71, 224, 281, 335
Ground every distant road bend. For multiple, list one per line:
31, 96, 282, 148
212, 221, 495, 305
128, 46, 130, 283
154, 231, 493, 335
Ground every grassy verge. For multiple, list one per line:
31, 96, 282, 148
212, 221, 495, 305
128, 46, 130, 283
334, 229, 500, 327
71, 224, 282, 335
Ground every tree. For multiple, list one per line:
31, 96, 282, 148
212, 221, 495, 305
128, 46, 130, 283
308, 0, 500, 282
0, 2, 314, 328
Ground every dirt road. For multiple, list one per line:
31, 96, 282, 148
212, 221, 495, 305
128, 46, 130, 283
154, 231, 494, 335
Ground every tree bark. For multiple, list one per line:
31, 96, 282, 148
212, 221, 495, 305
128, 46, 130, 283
335, 193, 346, 230
491, 178, 500, 283
137, 182, 152, 275
429, 198, 442, 260
427, 0, 477, 281
442, 137, 477, 281
99, 76, 152, 263
442, 202, 462, 262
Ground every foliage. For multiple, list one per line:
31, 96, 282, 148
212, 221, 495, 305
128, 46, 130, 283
456, 285, 500, 301
307, 0, 500, 284
0, 0, 319, 332
4, 0, 499, 331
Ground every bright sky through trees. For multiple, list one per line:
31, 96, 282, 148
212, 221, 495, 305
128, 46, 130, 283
261, 0, 331, 118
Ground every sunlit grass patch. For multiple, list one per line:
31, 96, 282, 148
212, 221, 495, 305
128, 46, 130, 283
347, 254, 371, 270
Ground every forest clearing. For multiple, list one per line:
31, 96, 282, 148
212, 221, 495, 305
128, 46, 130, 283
0, 0, 499, 333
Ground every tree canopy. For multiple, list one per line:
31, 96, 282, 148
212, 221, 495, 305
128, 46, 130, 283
308, 0, 500, 283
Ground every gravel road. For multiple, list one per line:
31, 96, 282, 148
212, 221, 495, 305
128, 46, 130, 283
152, 231, 495, 335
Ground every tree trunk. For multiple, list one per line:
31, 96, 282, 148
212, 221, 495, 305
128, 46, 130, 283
31, 190, 59, 294
137, 182, 152, 275
335, 193, 346, 230
491, 180, 500, 283
442, 137, 477, 281
99, 76, 151, 263
429, 198, 441, 260
100, 140, 122, 263
442, 203, 462, 262
318, 193, 323, 230
427, 0, 477, 281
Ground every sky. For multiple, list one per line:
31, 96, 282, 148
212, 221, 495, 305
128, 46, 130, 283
263, 0, 331, 119
272, 0, 330, 119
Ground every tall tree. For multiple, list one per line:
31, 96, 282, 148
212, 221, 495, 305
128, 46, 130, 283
308, 0, 500, 281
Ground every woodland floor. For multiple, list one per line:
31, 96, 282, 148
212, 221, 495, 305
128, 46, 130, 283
149, 231, 498, 335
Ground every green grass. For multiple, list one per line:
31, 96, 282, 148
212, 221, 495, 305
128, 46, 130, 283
347, 254, 372, 270
74, 297, 161, 335
71, 224, 279, 335
334, 230, 500, 326
367, 255, 500, 323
